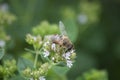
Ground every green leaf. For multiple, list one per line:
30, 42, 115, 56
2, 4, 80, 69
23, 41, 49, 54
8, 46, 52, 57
0, 48, 5, 60
47, 66, 69, 80
63, 19, 78, 43
51, 66, 69, 76
17, 57, 33, 73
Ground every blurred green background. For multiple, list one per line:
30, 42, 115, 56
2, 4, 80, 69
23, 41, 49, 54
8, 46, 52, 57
0, 0, 120, 80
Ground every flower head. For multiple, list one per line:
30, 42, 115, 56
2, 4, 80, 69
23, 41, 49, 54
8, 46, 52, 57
39, 76, 46, 80
0, 40, 6, 47
43, 50, 50, 57
43, 41, 50, 47
62, 52, 71, 60
66, 60, 73, 68
29, 78, 34, 80
51, 43, 56, 51
70, 49, 75, 54
78, 14, 88, 24
33, 36, 37, 41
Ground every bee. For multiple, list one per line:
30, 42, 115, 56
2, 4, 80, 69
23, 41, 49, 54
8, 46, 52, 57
51, 21, 74, 52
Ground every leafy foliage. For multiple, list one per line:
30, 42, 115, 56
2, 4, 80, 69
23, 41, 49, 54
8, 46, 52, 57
1, 0, 120, 80
76, 69, 108, 80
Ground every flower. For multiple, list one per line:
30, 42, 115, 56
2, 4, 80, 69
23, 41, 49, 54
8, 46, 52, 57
43, 50, 50, 57
43, 41, 50, 47
30, 72, 33, 76
66, 60, 73, 68
29, 78, 34, 80
39, 76, 46, 80
0, 3, 9, 12
0, 40, 6, 47
33, 36, 37, 41
62, 52, 71, 60
51, 43, 56, 51
52, 57, 55, 61
78, 14, 88, 24
70, 49, 75, 54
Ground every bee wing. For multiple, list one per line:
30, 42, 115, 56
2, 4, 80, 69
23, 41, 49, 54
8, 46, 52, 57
59, 21, 68, 36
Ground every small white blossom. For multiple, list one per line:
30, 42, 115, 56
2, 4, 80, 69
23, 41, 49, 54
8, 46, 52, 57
39, 76, 46, 80
30, 72, 33, 76
62, 52, 71, 60
51, 43, 56, 51
39, 41, 42, 45
33, 37, 37, 41
0, 3, 9, 12
29, 78, 34, 80
78, 14, 88, 24
43, 50, 50, 57
66, 60, 73, 68
43, 41, 49, 47
0, 40, 6, 47
70, 49, 75, 54
52, 57, 55, 61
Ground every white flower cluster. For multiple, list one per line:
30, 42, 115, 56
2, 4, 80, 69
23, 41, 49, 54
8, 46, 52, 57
66, 60, 73, 68
43, 41, 50, 57
43, 49, 50, 57
0, 40, 6, 47
39, 76, 46, 80
43, 41, 49, 47
0, 3, 9, 12
63, 50, 75, 68
51, 43, 56, 51
42, 36, 76, 68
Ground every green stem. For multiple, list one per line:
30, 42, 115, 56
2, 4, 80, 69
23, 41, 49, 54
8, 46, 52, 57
34, 50, 39, 69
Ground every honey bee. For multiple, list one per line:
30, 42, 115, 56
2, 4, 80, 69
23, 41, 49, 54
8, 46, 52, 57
51, 21, 74, 52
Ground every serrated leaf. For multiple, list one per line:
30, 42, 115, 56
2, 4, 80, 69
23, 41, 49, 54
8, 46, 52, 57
0, 48, 5, 60
17, 57, 33, 73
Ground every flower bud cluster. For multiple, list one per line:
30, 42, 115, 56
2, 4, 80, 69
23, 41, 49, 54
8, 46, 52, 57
0, 10, 16, 25
0, 59, 17, 77
22, 63, 49, 80
25, 31, 76, 79
32, 21, 59, 37
26, 34, 42, 50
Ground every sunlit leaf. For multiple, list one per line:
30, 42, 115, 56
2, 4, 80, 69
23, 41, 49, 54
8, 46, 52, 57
17, 57, 33, 73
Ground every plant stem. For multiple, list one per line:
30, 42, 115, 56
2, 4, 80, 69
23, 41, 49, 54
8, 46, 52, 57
34, 50, 39, 69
